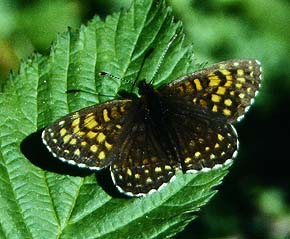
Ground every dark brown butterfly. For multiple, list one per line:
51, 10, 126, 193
42, 59, 262, 197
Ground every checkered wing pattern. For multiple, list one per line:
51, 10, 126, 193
111, 115, 179, 197
42, 58, 262, 197
42, 100, 133, 169
167, 108, 238, 172
160, 59, 262, 123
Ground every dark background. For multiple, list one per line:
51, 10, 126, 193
0, 0, 289, 238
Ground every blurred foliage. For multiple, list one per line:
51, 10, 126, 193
0, 0, 289, 238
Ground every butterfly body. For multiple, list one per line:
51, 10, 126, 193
42, 59, 262, 197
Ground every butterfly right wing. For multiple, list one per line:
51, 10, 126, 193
160, 59, 262, 123
42, 99, 134, 170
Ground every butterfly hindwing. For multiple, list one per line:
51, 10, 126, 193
160, 59, 261, 123
111, 115, 180, 196
42, 100, 133, 169
167, 108, 238, 172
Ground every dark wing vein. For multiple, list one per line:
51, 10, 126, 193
160, 59, 261, 123
111, 117, 179, 196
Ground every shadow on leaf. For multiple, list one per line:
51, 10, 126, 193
20, 129, 128, 198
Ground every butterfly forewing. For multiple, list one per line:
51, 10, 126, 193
160, 59, 261, 123
42, 100, 133, 169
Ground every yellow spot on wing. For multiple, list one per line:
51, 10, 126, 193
165, 165, 171, 170
72, 118, 80, 127
90, 144, 98, 153
224, 99, 232, 106
97, 132, 106, 143
87, 131, 98, 139
220, 69, 231, 75
81, 141, 87, 146
208, 75, 221, 87
218, 134, 224, 141
84, 115, 95, 125
194, 79, 203, 91
105, 141, 112, 150
195, 152, 201, 157
73, 125, 80, 134
216, 86, 226, 95
223, 108, 231, 116
226, 75, 233, 81
74, 149, 80, 156
85, 119, 98, 130
239, 93, 245, 99
237, 77, 246, 83
224, 80, 232, 87
212, 105, 218, 112
60, 128, 67, 136
103, 109, 110, 122
134, 173, 141, 179
155, 167, 162, 173
70, 138, 77, 145
76, 131, 85, 137
211, 94, 221, 103
185, 157, 191, 163
120, 106, 125, 112
98, 151, 105, 160
127, 168, 132, 176
146, 177, 153, 183
237, 69, 244, 76
63, 135, 71, 143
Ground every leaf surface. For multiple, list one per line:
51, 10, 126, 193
0, 1, 231, 238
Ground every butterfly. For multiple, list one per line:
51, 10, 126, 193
42, 59, 262, 197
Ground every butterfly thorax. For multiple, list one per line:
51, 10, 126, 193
137, 80, 167, 122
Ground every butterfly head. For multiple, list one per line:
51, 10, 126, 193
137, 80, 154, 96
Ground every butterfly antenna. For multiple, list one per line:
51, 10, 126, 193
149, 34, 177, 85
98, 71, 122, 81
66, 71, 123, 98
66, 88, 115, 98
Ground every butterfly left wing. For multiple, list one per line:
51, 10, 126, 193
159, 59, 261, 123
42, 100, 134, 169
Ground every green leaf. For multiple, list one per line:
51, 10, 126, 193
0, 0, 232, 238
